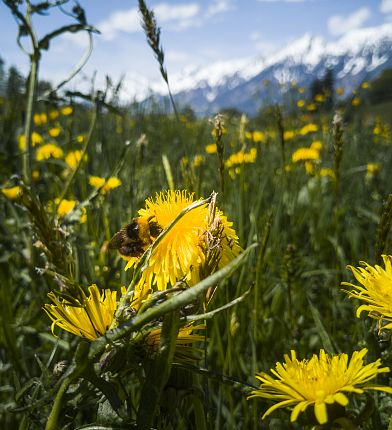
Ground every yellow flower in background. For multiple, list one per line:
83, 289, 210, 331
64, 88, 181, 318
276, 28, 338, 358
225, 148, 257, 168
44, 284, 118, 340
352, 96, 361, 107
76, 135, 85, 144
145, 323, 205, 364
248, 348, 392, 425
319, 168, 336, 180
336, 87, 344, 96
292, 147, 320, 163
18, 131, 43, 151
304, 161, 315, 175
125, 190, 241, 290
299, 123, 318, 135
65, 150, 87, 169
366, 162, 381, 179
61, 106, 73, 116
33, 112, 48, 126
298, 87, 305, 94
307, 103, 317, 111
246, 130, 265, 143
32, 170, 40, 181
314, 93, 325, 103
205, 143, 218, 154
89, 176, 122, 193
342, 255, 392, 332
310, 140, 323, 151
284, 130, 296, 141
361, 82, 370, 89
55, 198, 87, 223
191, 155, 204, 168
48, 127, 61, 138
36, 143, 64, 161
1, 185, 22, 200
49, 110, 59, 120
297, 99, 305, 108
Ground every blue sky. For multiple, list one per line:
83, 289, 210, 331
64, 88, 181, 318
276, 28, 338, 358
1, 0, 391, 94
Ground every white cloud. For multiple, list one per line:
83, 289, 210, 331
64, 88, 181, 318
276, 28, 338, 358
250, 31, 276, 55
327, 7, 371, 36
380, 0, 392, 13
98, 3, 200, 40
206, 0, 235, 18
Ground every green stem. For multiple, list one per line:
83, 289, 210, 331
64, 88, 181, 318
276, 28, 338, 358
45, 376, 72, 430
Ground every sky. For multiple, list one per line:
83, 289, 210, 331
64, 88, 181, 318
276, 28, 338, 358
1, 0, 391, 97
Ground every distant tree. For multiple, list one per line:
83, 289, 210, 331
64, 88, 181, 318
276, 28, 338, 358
36, 79, 53, 97
0, 56, 5, 96
6, 65, 24, 99
310, 68, 334, 111
368, 68, 392, 105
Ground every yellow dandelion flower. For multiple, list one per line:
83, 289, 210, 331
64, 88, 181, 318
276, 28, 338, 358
361, 82, 370, 89
314, 93, 325, 103
44, 284, 118, 340
1, 185, 22, 200
32, 170, 40, 181
124, 190, 241, 290
298, 87, 305, 94
310, 140, 323, 151
205, 143, 218, 154
89, 176, 122, 193
352, 96, 361, 107
65, 150, 88, 169
319, 168, 336, 180
342, 255, 392, 332
297, 99, 305, 108
61, 106, 73, 116
284, 130, 296, 141
33, 113, 43, 126
225, 148, 257, 168
55, 198, 87, 223
145, 323, 205, 364
76, 135, 85, 144
192, 155, 204, 168
299, 123, 318, 135
366, 163, 381, 179
292, 147, 320, 163
248, 348, 392, 425
307, 103, 317, 111
49, 110, 59, 120
36, 143, 64, 161
336, 87, 344, 96
304, 161, 315, 175
48, 127, 61, 138
18, 131, 43, 151
246, 130, 265, 143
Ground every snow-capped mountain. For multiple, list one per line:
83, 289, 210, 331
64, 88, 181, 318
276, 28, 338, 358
139, 23, 392, 115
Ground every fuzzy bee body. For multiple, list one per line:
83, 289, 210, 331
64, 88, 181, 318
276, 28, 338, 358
109, 217, 162, 258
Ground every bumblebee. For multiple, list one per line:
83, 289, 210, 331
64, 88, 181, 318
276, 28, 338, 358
109, 217, 162, 258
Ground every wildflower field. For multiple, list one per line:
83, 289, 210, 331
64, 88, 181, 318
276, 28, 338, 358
1, 1, 392, 429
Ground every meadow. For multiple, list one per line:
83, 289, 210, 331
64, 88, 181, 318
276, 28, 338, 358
1, 1, 392, 429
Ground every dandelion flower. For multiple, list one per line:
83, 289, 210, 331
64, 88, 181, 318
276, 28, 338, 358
284, 130, 296, 141
18, 131, 43, 151
124, 190, 241, 290
55, 198, 87, 223
205, 143, 218, 154
36, 143, 64, 161
1, 185, 22, 200
44, 284, 118, 340
366, 163, 381, 179
145, 323, 205, 364
76, 135, 85, 144
310, 140, 323, 152
342, 255, 392, 332
319, 168, 336, 180
299, 123, 318, 135
248, 348, 392, 425
292, 147, 320, 163
336, 87, 344, 96
89, 176, 122, 193
297, 100, 305, 108
65, 150, 87, 169
49, 110, 59, 120
48, 127, 61, 138
352, 97, 361, 107
61, 106, 73, 116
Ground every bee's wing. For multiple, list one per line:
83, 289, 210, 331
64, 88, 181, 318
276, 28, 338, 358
108, 229, 127, 249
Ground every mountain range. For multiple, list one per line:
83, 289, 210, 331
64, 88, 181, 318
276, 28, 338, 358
138, 23, 392, 115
